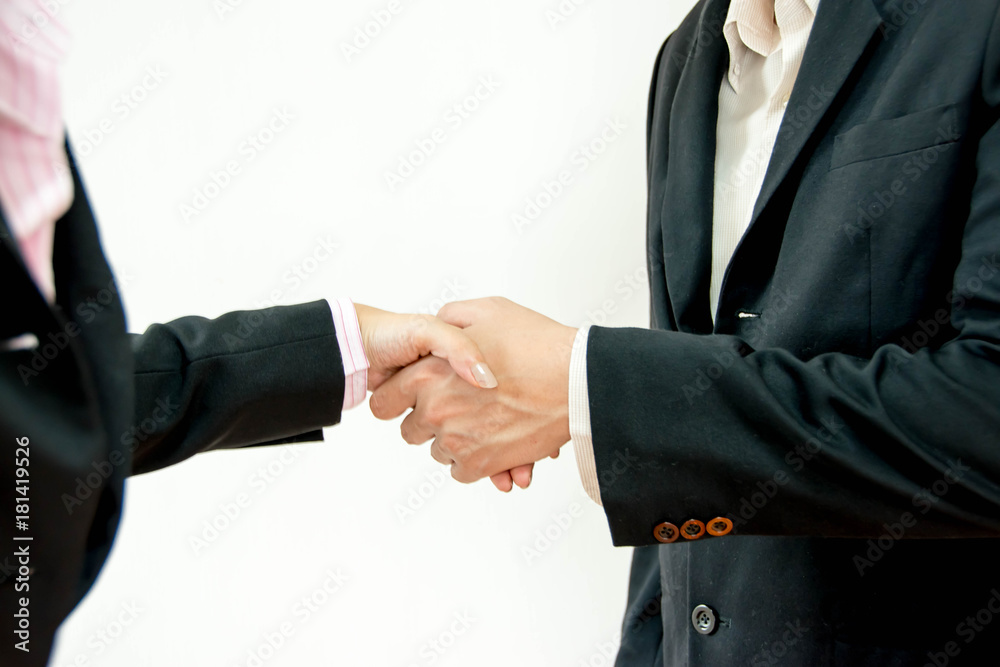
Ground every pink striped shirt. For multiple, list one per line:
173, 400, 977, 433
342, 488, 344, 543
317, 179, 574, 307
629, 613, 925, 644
0, 2, 368, 410
0, 0, 74, 303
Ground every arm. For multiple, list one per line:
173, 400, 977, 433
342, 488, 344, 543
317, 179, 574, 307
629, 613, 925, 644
367, 19, 1000, 534
130, 300, 499, 475
129, 300, 345, 474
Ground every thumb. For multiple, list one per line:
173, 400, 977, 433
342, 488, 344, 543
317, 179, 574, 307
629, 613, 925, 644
415, 317, 498, 389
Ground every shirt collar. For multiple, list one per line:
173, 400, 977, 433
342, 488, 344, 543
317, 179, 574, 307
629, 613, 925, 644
723, 0, 820, 91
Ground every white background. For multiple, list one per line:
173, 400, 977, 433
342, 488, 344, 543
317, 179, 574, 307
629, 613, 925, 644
49, 1, 698, 665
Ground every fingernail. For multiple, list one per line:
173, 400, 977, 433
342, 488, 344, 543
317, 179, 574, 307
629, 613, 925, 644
472, 362, 498, 389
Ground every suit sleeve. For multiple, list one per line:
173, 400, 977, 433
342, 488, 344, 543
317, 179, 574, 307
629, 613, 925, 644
128, 299, 345, 475
589, 21, 1000, 546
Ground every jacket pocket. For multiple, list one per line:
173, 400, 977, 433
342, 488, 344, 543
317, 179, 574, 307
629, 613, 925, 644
830, 103, 960, 170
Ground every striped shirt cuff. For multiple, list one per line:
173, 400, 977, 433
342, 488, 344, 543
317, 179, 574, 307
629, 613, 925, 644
569, 324, 602, 506
330, 297, 369, 411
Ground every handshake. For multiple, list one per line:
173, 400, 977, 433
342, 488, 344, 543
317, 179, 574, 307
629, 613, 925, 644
356, 298, 577, 492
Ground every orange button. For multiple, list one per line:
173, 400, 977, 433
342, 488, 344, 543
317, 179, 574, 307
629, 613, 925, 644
654, 522, 679, 544
681, 519, 706, 540
707, 517, 733, 537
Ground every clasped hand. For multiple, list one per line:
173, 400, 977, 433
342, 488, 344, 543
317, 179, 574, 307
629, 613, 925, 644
359, 298, 576, 492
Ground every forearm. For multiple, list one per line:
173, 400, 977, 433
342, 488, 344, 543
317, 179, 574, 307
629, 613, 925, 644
588, 325, 1000, 545
128, 300, 345, 475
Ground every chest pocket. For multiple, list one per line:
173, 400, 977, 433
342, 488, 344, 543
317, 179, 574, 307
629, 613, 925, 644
830, 103, 961, 170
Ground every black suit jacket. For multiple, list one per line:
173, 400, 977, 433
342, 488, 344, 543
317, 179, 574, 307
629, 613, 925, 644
0, 151, 346, 665
587, 0, 1000, 664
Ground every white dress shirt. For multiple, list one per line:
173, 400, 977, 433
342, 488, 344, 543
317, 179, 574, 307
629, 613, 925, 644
571, 0, 820, 505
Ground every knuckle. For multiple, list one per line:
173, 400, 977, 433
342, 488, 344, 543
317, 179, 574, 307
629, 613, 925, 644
437, 434, 470, 465
451, 464, 474, 484
400, 414, 428, 444
405, 314, 433, 346
422, 402, 444, 429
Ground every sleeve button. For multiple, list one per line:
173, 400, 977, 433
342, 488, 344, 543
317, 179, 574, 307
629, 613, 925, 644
707, 517, 734, 537
681, 519, 706, 540
654, 522, 680, 543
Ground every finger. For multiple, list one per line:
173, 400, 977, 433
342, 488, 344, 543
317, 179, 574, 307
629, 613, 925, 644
490, 471, 514, 493
436, 299, 483, 330
367, 368, 395, 393
549, 450, 561, 460
429, 439, 453, 466
510, 464, 534, 489
369, 358, 434, 420
399, 409, 435, 445
415, 316, 497, 389
450, 462, 478, 484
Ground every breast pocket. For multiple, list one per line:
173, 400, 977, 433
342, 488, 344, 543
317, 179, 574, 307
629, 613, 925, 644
830, 103, 961, 170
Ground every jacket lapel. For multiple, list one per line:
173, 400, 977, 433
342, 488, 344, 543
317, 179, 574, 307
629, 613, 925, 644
660, 0, 731, 334
749, 0, 885, 226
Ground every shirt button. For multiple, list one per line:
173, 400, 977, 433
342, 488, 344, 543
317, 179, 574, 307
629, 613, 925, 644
692, 605, 718, 635
681, 519, 706, 540
734, 63, 742, 75
654, 522, 679, 544
707, 517, 734, 537
781, 94, 791, 107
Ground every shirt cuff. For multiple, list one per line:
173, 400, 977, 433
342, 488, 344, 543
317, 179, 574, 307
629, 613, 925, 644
330, 297, 369, 411
569, 324, 602, 506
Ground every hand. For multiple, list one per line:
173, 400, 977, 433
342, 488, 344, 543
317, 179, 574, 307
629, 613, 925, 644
356, 303, 530, 491
354, 304, 498, 391
369, 298, 577, 486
